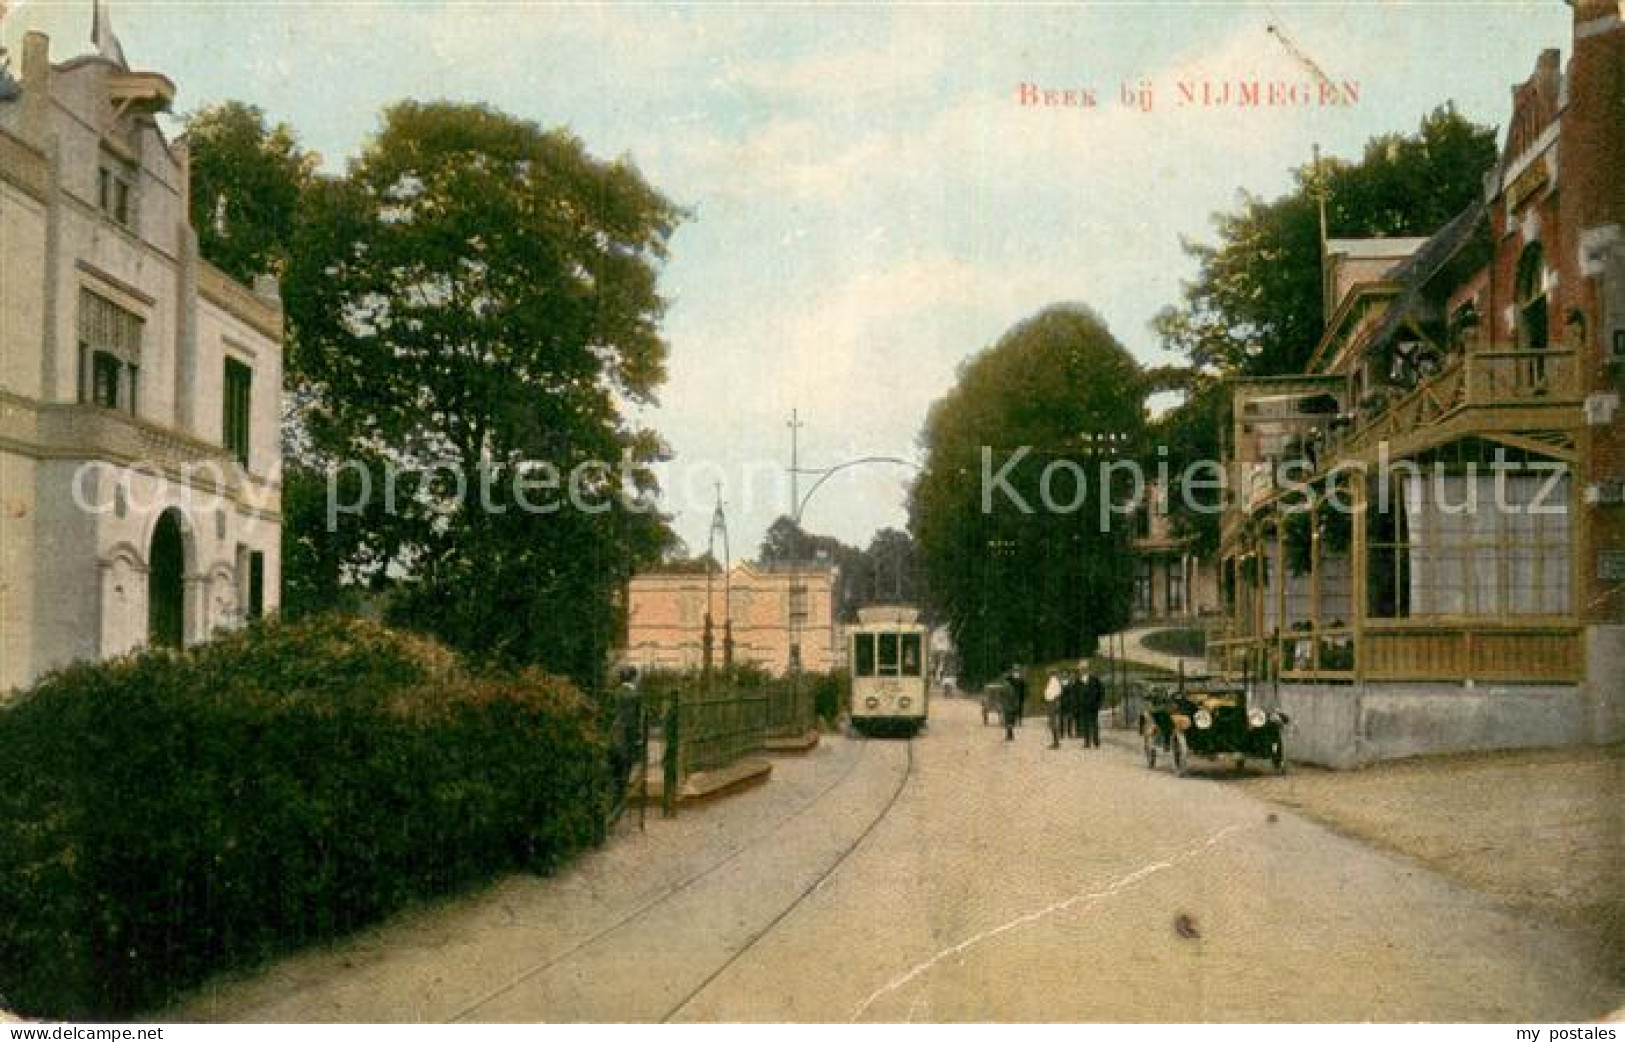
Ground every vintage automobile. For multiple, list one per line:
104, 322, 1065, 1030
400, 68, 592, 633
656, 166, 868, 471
1139, 680, 1288, 775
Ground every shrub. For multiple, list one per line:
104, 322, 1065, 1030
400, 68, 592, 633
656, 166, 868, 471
809, 669, 848, 728
0, 616, 608, 1019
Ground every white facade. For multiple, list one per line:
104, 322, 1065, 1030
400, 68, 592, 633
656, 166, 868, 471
0, 29, 282, 693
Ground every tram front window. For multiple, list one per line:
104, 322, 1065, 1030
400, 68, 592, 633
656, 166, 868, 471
901, 633, 922, 676
878, 633, 900, 675
854, 633, 876, 677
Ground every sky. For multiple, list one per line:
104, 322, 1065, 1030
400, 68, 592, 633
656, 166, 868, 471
4, 0, 1574, 558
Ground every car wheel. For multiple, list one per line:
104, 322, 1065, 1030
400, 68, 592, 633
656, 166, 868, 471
1143, 731, 1158, 769
1172, 729, 1189, 776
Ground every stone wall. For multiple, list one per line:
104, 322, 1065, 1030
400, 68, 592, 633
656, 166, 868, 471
1268, 645, 1618, 768
1585, 624, 1625, 742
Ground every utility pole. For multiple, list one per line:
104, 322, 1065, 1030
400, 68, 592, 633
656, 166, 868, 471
1311, 142, 1335, 322
708, 484, 733, 671
787, 408, 806, 522
785, 409, 806, 682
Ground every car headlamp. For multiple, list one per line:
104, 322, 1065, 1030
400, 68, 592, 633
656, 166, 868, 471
1248, 707, 1267, 728
1193, 709, 1213, 730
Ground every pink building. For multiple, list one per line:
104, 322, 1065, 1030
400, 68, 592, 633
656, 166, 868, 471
624, 561, 842, 675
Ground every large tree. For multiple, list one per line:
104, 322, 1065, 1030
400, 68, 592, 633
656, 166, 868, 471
182, 102, 316, 283
756, 521, 927, 622
909, 305, 1145, 685
1155, 104, 1498, 378
283, 101, 683, 686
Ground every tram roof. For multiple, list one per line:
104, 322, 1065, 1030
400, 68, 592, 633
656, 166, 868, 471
854, 605, 922, 627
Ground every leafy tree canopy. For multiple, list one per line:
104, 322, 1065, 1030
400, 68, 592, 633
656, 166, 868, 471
909, 305, 1146, 684
280, 100, 684, 686
183, 102, 317, 283
757, 520, 930, 623
851, 527, 926, 611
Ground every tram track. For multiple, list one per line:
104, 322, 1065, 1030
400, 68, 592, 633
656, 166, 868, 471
660, 737, 915, 1023
444, 735, 880, 1024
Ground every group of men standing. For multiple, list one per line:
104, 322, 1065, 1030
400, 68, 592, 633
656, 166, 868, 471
1043, 664, 1105, 749
993, 663, 1105, 747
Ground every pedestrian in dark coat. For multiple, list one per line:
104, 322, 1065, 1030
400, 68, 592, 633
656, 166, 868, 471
609, 666, 644, 818
1080, 667, 1105, 748
1060, 670, 1082, 739
1003, 667, 1026, 740
1044, 671, 1065, 748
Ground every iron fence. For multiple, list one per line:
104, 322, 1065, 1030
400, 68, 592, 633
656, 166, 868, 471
765, 675, 816, 739
677, 678, 768, 776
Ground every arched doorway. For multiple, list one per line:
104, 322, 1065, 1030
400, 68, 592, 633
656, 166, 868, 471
148, 509, 186, 649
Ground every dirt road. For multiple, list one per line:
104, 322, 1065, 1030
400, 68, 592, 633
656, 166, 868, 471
172, 698, 1621, 1022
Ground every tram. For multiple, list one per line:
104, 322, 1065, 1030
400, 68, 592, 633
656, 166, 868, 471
847, 605, 930, 736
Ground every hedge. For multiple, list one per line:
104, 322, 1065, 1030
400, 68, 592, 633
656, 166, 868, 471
0, 616, 610, 1019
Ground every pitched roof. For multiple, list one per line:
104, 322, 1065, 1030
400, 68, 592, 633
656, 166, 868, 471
1360, 198, 1488, 350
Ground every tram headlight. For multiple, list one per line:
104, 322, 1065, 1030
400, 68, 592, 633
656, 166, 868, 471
865, 696, 880, 709
1248, 707, 1268, 729
899, 697, 912, 709
1193, 709, 1213, 730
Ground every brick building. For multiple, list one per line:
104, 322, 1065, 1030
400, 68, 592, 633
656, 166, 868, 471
1212, 0, 1624, 764
624, 560, 842, 675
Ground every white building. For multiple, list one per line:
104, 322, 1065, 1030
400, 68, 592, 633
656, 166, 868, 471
0, 21, 283, 693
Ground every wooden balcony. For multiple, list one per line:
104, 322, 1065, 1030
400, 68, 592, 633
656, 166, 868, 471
1341, 347, 1581, 464
1221, 346, 1584, 537
1209, 621, 1584, 685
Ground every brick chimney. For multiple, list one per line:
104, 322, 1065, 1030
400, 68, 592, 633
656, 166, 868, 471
18, 31, 50, 143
